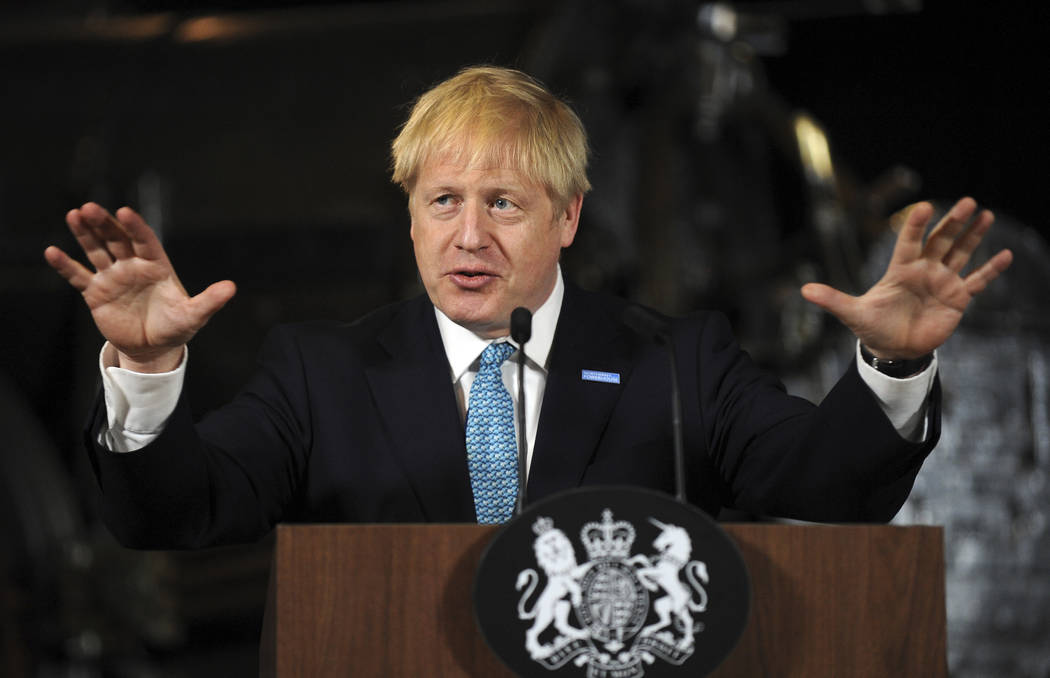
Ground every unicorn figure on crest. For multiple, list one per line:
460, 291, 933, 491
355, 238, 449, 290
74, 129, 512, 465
627, 518, 710, 650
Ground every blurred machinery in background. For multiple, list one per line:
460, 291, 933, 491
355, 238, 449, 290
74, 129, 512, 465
2, 375, 270, 677
526, 0, 925, 370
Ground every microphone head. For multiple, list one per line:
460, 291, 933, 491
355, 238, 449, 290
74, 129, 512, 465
510, 307, 532, 344
623, 305, 669, 342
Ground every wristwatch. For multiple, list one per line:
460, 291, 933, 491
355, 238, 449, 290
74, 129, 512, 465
860, 344, 934, 379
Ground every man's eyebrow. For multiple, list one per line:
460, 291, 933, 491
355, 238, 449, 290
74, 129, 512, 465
421, 183, 461, 196
481, 181, 529, 197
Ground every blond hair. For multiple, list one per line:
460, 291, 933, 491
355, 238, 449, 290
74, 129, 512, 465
391, 65, 591, 208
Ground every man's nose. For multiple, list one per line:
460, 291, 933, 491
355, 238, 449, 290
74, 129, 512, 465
454, 201, 490, 252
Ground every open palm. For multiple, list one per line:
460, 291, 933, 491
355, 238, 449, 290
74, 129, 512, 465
45, 203, 235, 372
801, 197, 1013, 359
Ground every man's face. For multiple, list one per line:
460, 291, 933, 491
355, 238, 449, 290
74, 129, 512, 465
409, 158, 581, 338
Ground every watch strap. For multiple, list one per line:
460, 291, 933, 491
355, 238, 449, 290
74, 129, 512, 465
860, 344, 934, 379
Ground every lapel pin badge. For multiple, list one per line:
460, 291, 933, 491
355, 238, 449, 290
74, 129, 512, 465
581, 369, 620, 384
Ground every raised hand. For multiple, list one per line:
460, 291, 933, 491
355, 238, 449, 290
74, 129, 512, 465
800, 197, 1013, 360
44, 203, 236, 372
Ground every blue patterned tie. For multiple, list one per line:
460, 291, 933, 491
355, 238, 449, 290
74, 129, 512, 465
465, 341, 518, 524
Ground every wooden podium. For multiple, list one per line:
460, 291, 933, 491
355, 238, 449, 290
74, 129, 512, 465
260, 524, 946, 677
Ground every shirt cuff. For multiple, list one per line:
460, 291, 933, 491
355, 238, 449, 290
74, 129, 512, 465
854, 341, 938, 442
99, 342, 187, 453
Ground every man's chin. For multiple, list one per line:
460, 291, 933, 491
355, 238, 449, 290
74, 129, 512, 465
440, 304, 509, 338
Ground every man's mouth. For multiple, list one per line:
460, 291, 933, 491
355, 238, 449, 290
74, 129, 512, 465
449, 269, 498, 288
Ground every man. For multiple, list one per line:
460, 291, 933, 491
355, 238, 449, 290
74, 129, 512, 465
44, 66, 1012, 548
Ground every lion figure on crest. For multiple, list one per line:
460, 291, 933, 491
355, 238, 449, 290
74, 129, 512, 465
516, 518, 590, 659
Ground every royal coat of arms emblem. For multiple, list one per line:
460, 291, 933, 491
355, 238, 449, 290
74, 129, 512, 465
473, 487, 750, 678
514, 509, 711, 677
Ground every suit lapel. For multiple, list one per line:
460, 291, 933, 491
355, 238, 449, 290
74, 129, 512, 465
364, 296, 477, 522
528, 285, 636, 502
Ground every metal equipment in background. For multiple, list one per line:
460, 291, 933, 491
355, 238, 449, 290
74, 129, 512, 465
524, 0, 924, 369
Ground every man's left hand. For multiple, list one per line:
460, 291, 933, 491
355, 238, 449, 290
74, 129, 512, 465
800, 196, 1013, 359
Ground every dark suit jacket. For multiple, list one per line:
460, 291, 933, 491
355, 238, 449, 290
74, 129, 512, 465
87, 283, 939, 548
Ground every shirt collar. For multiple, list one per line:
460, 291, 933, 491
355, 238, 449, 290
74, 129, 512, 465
435, 266, 564, 383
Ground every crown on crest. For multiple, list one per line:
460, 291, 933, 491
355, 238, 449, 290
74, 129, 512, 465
581, 509, 635, 560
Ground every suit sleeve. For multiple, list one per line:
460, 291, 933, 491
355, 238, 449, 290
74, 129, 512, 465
692, 312, 940, 522
86, 325, 312, 548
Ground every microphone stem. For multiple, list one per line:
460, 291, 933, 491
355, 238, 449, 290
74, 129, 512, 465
510, 306, 532, 517
515, 347, 528, 515
665, 337, 687, 503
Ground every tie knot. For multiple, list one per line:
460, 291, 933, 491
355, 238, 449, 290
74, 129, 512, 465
481, 341, 516, 368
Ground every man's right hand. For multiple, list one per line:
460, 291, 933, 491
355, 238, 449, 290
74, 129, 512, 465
44, 203, 236, 373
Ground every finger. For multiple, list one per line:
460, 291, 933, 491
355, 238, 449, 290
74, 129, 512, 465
115, 206, 170, 262
964, 248, 1013, 296
79, 202, 135, 260
66, 208, 115, 271
889, 201, 934, 265
187, 280, 237, 326
944, 208, 995, 273
800, 282, 859, 322
43, 245, 94, 291
115, 205, 190, 296
922, 197, 977, 261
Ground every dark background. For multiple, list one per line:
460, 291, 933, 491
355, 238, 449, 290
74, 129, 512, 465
2, 1, 1048, 676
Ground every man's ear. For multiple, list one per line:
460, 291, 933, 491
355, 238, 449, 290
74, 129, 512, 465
559, 193, 584, 248
407, 193, 418, 242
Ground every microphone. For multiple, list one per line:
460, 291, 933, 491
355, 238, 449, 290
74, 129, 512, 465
510, 307, 532, 515
623, 305, 687, 504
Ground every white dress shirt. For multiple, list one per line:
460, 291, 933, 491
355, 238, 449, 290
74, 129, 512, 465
433, 268, 564, 479
99, 266, 936, 458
